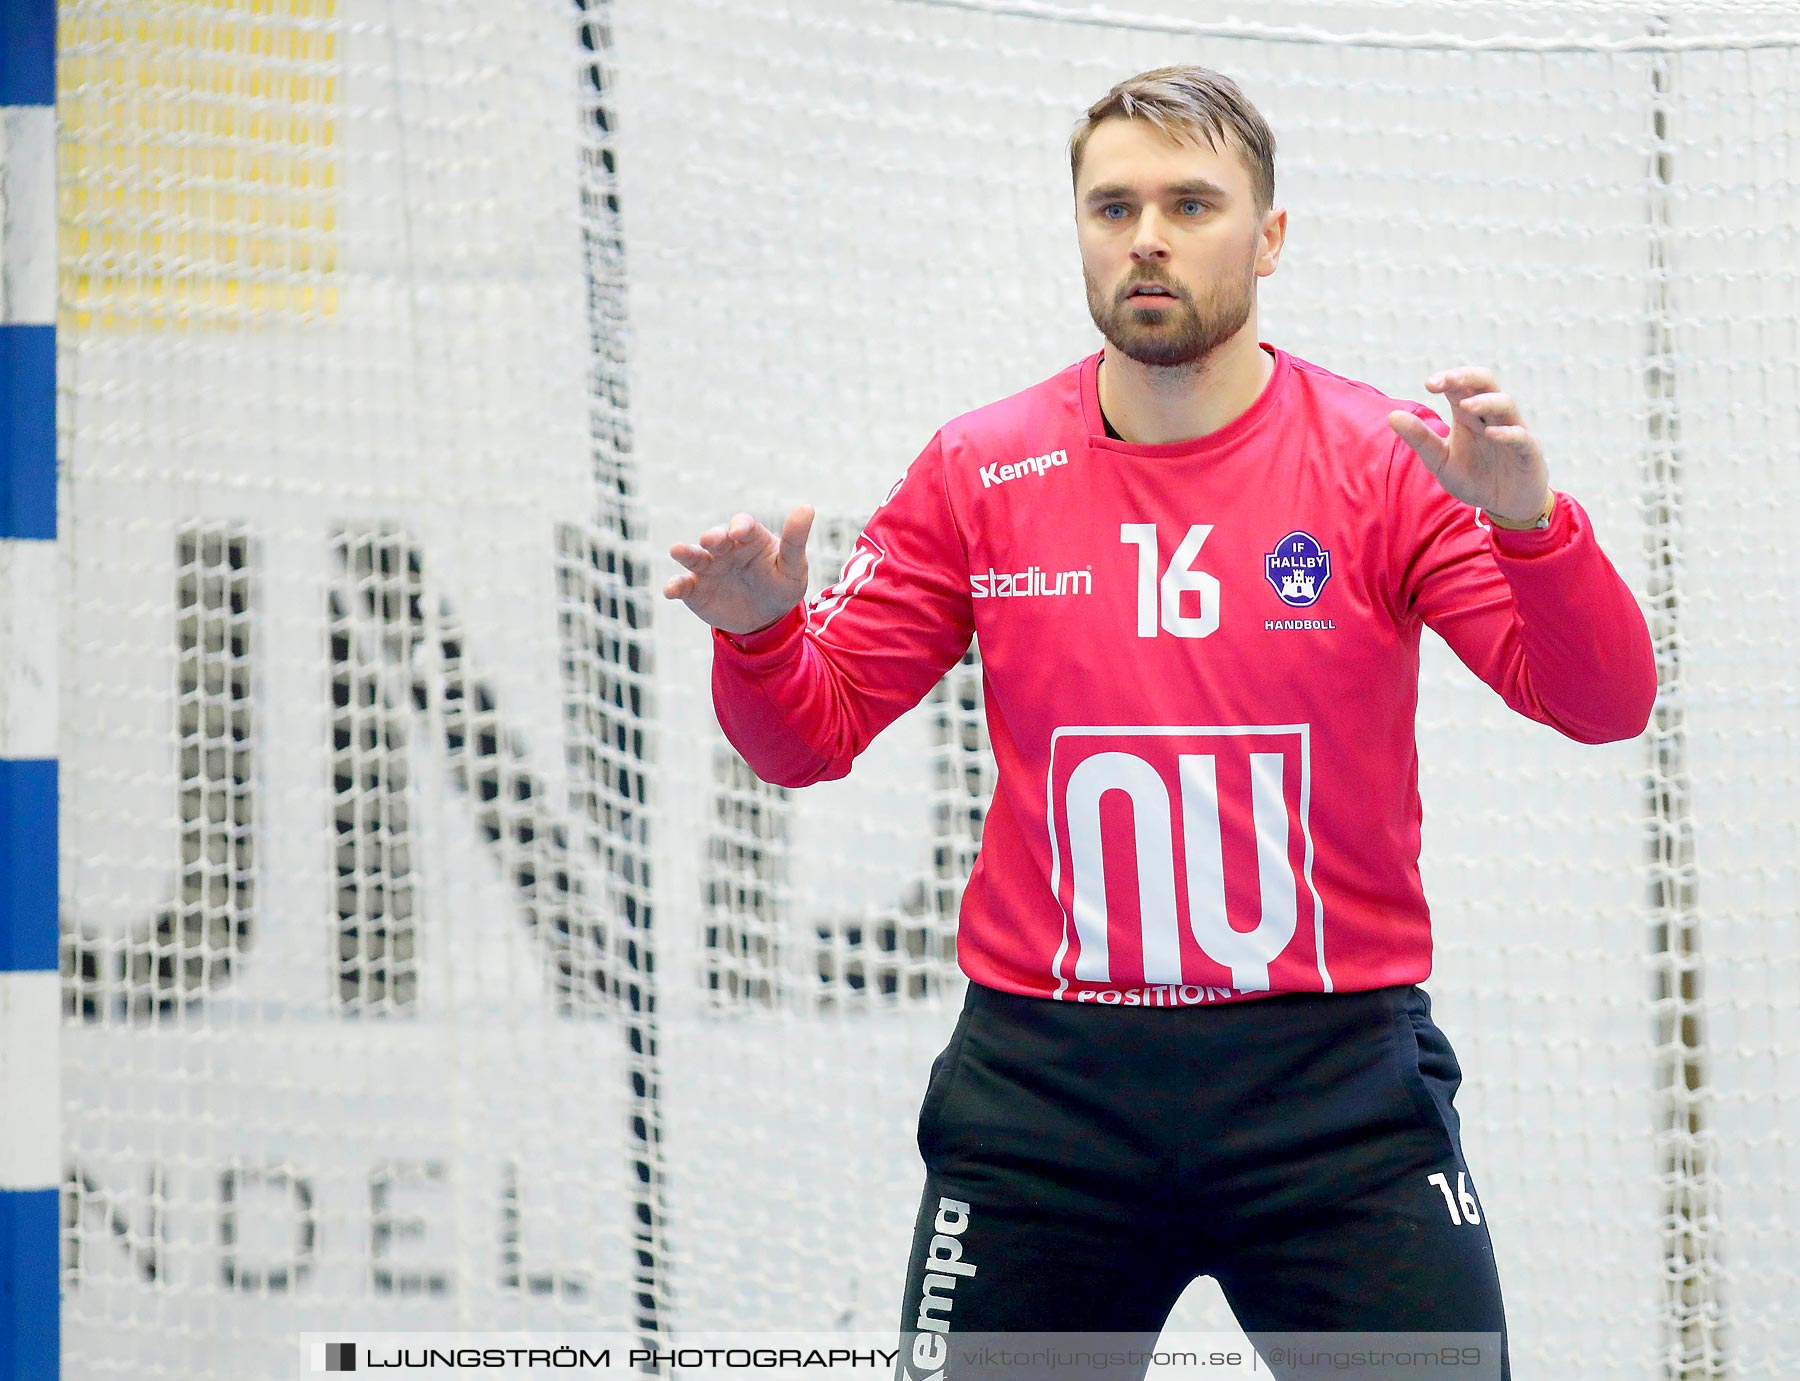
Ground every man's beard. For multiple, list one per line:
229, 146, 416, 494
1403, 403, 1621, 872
1084, 257, 1256, 369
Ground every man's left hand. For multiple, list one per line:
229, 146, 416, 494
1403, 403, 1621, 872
1388, 366, 1551, 527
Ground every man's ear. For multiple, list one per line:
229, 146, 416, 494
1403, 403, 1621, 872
1256, 205, 1287, 277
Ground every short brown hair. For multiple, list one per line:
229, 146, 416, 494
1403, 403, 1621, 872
1070, 66, 1276, 213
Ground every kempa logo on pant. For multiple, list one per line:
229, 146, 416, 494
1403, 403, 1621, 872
907, 1197, 976, 1381
980, 448, 1069, 489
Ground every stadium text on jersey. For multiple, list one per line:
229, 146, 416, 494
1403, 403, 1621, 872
969, 566, 1093, 599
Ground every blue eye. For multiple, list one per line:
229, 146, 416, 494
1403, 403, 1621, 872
1101, 204, 1128, 220
1179, 199, 1205, 216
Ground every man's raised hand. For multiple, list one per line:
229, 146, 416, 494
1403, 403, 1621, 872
1388, 367, 1551, 527
663, 505, 815, 636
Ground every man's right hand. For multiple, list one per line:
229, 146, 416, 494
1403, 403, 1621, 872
662, 505, 815, 636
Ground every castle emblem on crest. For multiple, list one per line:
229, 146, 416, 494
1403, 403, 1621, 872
1265, 531, 1332, 608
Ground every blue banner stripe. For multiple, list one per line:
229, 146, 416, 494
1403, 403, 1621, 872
0, 759, 56, 973
0, 1188, 59, 1381
0, 0, 56, 107
0, 327, 56, 541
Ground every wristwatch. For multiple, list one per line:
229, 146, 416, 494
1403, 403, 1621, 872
1483, 491, 1555, 531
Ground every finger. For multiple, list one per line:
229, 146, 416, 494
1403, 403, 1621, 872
1478, 424, 1536, 450
668, 542, 713, 574
726, 512, 761, 545
1389, 411, 1448, 474
1427, 365, 1498, 399
662, 571, 696, 600
1457, 392, 1521, 427
696, 523, 732, 554
778, 504, 815, 572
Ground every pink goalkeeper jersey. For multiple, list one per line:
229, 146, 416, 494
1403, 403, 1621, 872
712, 346, 1656, 1006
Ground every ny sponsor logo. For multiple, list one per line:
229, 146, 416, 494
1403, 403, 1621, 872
1046, 726, 1328, 997
979, 448, 1069, 489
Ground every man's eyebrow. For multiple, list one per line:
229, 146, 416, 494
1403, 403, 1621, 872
1082, 179, 1230, 205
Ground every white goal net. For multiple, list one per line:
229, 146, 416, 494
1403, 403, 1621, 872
48, 0, 1798, 1377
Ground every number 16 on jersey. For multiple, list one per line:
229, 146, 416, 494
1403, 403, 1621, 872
1046, 726, 1329, 996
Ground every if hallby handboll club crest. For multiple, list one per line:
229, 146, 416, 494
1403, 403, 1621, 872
1265, 531, 1332, 608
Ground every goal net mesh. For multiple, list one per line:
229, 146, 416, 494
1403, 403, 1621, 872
50, 0, 1798, 1376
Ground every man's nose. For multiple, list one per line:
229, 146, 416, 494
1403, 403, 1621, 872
1130, 207, 1171, 261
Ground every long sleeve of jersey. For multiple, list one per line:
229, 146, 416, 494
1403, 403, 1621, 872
711, 433, 975, 788
1385, 421, 1656, 745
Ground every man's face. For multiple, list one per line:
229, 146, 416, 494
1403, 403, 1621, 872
1074, 117, 1284, 368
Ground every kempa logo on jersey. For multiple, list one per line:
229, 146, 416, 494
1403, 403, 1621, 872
980, 448, 1070, 489
908, 1197, 976, 1381
970, 565, 1092, 599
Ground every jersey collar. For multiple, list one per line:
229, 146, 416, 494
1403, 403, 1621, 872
1081, 343, 1291, 458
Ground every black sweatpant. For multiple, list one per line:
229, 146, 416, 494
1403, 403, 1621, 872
898, 982, 1508, 1381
